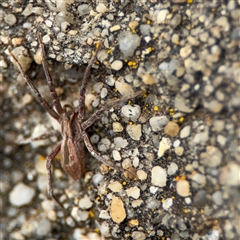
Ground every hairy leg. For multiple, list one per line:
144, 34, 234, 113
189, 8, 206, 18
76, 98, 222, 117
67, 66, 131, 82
82, 89, 145, 130
37, 32, 64, 115
78, 41, 102, 122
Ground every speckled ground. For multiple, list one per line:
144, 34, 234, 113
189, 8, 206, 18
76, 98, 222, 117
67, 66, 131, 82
1, 0, 239, 240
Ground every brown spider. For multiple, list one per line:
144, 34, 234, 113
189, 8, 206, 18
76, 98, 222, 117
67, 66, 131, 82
10, 32, 143, 210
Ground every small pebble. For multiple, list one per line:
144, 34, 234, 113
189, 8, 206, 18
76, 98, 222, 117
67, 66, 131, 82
157, 9, 169, 23
110, 60, 123, 71
176, 180, 191, 197
175, 146, 184, 156
11, 46, 33, 72
167, 162, 178, 175
110, 196, 126, 224
108, 181, 123, 192
162, 198, 173, 210
164, 121, 180, 137
158, 137, 172, 158
180, 125, 191, 138
79, 195, 93, 209
219, 161, 240, 186
99, 210, 111, 219
112, 150, 121, 161
98, 138, 111, 152
118, 31, 141, 57
204, 99, 223, 113
9, 182, 36, 207
114, 137, 128, 149
4, 14, 17, 26
121, 105, 141, 122
212, 191, 223, 205
126, 124, 142, 141
151, 166, 167, 187
126, 186, 140, 199
200, 146, 222, 167
132, 231, 146, 240
149, 116, 169, 132
96, 3, 108, 13
137, 170, 148, 180
141, 74, 156, 85
112, 122, 124, 132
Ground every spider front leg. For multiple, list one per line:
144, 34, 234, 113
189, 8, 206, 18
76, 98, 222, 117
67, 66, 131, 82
45, 143, 65, 212
78, 41, 102, 122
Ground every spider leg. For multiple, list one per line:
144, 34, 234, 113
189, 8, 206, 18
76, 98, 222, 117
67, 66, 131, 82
82, 130, 118, 169
46, 143, 66, 214
9, 52, 60, 121
82, 90, 145, 130
16, 130, 61, 145
78, 41, 102, 122
37, 32, 64, 115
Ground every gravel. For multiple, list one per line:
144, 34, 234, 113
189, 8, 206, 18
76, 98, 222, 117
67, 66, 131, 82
2, 0, 239, 239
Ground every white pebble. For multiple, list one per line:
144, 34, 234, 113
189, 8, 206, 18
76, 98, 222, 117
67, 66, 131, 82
99, 210, 111, 219
79, 195, 93, 209
158, 137, 172, 158
114, 137, 128, 149
110, 60, 123, 71
180, 125, 191, 138
167, 162, 178, 175
219, 161, 240, 186
151, 166, 167, 187
162, 198, 173, 210
108, 181, 123, 192
137, 170, 147, 180
121, 105, 141, 122
176, 180, 191, 197
96, 3, 108, 13
149, 116, 169, 132
126, 124, 142, 140
126, 186, 140, 199
112, 122, 124, 132
112, 150, 121, 161
9, 182, 36, 207
98, 138, 111, 152
118, 31, 141, 57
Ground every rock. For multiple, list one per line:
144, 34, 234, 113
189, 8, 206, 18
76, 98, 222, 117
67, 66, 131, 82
9, 182, 36, 207
137, 170, 148, 180
162, 198, 173, 210
180, 125, 191, 138
219, 162, 240, 186
79, 195, 93, 209
110, 60, 123, 71
200, 146, 222, 167
110, 196, 126, 223
118, 31, 141, 57
149, 116, 169, 132
158, 137, 172, 158
126, 124, 142, 140
108, 181, 123, 192
164, 121, 180, 137
121, 105, 141, 122
126, 186, 140, 199
174, 93, 194, 113
167, 162, 178, 175
176, 180, 191, 197
151, 166, 167, 187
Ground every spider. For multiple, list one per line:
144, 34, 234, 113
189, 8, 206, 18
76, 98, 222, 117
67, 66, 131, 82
10, 32, 143, 209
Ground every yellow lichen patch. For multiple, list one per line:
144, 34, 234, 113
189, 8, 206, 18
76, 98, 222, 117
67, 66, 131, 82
89, 211, 94, 218
128, 61, 138, 69
147, 20, 151, 25
169, 108, 174, 116
122, 181, 127, 186
129, 121, 133, 125
183, 208, 190, 213
175, 176, 180, 181
179, 117, 185, 122
181, 175, 186, 180
187, 0, 193, 3
38, 155, 45, 161
161, 198, 165, 203
153, 106, 159, 111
